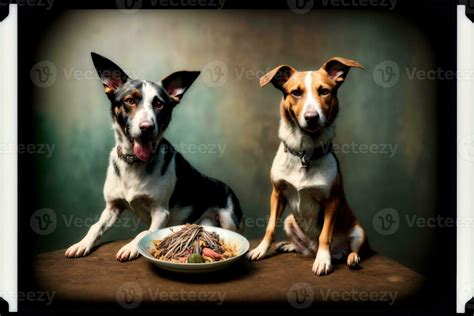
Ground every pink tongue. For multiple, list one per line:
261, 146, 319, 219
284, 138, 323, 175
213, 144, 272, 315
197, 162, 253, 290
133, 139, 152, 161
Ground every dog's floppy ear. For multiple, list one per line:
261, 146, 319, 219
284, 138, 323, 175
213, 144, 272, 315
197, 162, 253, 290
260, 65, 296, 91
321, 57, 363, 85
161, 71, 200, 102
91, 52, 129, 95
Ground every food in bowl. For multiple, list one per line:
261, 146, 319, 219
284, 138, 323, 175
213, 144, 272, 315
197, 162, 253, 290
150, 224, 237, 263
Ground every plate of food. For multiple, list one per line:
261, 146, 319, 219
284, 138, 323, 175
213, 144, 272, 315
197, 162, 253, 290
137, 224, 250, 273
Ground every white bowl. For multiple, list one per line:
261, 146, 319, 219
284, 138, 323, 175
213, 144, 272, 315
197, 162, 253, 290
137, 225, 250, 273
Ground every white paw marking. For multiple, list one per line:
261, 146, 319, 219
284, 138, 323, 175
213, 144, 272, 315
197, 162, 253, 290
65, 240, 93, 258
116, 242, 140, 262
247, 240, 271, 260
312, 248, 332, 276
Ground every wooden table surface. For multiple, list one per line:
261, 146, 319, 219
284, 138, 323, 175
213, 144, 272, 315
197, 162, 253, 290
33, 239, 425, 309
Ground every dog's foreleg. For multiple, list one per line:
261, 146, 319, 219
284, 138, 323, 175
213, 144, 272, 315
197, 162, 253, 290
116, 207, 169, 262
65, 203, 123, 258
248, 186, 286, 260
347, 224, 366, 268
312, 197, 338, 276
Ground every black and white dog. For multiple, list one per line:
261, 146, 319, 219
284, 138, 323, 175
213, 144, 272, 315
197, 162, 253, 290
65, 53, 243, 261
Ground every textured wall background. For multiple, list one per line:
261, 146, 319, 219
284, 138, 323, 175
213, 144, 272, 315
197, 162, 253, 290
32, 10, 437, 274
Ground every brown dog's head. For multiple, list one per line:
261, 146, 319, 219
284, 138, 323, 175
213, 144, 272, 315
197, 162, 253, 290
260, 57, 363, 133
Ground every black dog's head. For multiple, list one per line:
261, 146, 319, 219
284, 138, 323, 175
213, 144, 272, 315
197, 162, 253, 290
91, 52, 200, 162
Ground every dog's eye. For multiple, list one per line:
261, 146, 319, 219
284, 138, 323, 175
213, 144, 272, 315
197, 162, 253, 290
153, 100, 164, 110
124, 98, 136, 106
319, 88, 330, 96
290, 90, 302, 98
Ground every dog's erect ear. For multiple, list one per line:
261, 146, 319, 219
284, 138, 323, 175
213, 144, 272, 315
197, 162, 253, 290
321, 57, 363, 85
260, 65, 296, 91
91, 52, 130, 94
161, 71, 200, 102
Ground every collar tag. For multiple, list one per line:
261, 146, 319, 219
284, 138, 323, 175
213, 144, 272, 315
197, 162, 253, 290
300, 155, 310, 169
283, 141, 332, 169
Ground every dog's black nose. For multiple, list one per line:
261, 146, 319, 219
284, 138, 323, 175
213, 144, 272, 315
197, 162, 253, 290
304, 112, 319, 124
139, 122, 155, 137
139, 122, 154, 131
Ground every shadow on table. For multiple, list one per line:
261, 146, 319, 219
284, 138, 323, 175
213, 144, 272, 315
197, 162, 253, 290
148, 257, 258, 283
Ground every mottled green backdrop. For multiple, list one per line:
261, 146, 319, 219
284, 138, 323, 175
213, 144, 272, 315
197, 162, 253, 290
32, 10, 437, 274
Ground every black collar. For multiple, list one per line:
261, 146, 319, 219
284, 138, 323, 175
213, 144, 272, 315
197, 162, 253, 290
116, 145, 140, 164
116, 142, 160, 164
283, 141, 333, 169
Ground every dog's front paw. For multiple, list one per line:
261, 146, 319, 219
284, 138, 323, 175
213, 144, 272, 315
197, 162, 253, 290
116, 242, 140, 262
312, 249, 333, 276
247, 241, 271, 260
275, 241, 296, 253
65, 241, 93, 258
347, 252, 360, 268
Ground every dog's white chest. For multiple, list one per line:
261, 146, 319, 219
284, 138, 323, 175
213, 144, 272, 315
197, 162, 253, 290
104, 150, 177, 216
271, 144, 338, 231
121, 167, 175, 202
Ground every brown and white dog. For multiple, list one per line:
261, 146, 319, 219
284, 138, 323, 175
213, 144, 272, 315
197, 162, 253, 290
248, 57, 369, 276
